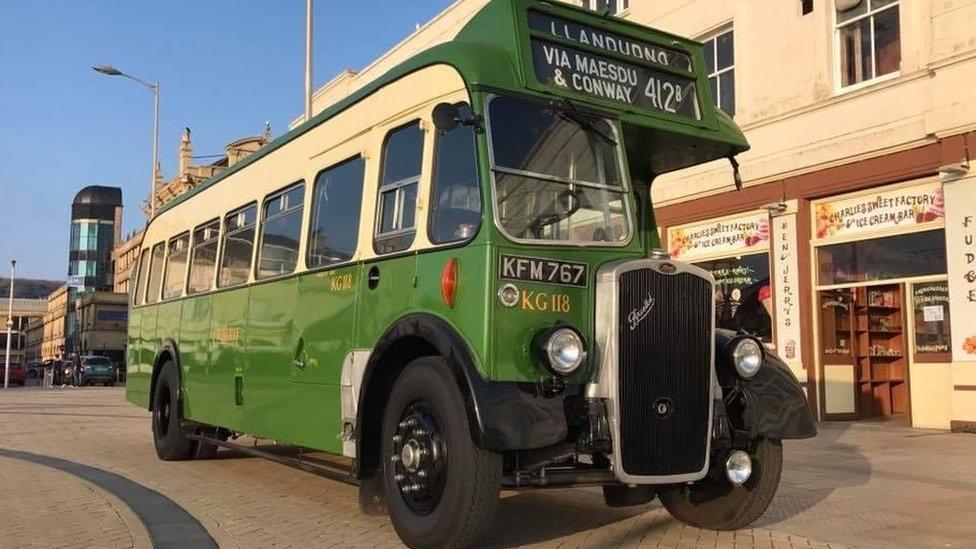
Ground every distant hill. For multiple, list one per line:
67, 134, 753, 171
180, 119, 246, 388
0, 279, 64, 300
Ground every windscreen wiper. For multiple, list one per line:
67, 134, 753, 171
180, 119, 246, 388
550, 99, 617, 146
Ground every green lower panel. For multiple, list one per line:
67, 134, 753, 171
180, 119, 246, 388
210, 287, 250, 432
180, 296, 214, 422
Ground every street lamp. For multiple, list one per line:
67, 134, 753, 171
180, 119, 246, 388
92, 64, 161, 218
4, 260, 16, 389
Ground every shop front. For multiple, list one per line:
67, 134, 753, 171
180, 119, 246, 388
655, 130, 976, 430
812, 179, 950, 424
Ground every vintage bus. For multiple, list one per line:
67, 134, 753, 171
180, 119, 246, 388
126, 1, 815, 546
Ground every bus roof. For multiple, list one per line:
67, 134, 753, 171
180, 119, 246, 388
159, 0, 748, 216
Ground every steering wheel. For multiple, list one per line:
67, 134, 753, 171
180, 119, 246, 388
530, 188, 582, 237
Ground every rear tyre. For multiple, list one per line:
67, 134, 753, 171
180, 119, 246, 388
380, 357, 502, 548
657, 439, 782, 530
151, 360, 194, 461
603, 485, 656, 507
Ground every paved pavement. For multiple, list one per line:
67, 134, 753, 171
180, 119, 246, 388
1, 387, 975, 548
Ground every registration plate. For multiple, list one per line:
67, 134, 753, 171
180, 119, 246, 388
499, 254, 588, 288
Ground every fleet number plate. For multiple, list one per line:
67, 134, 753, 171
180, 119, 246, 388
499, 254, 588, 288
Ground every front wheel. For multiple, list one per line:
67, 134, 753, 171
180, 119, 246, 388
380, 357, 502, 548
657, 439, 782, 530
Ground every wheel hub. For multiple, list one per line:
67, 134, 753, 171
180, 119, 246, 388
389, 401, 447, 514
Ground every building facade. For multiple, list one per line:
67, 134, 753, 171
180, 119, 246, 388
41, 285, 68, 361
0, 298, 47, 366
293, 0, 976, 430
74, 292, 128, 363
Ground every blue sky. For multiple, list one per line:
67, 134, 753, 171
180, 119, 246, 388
0, 0, 452, 280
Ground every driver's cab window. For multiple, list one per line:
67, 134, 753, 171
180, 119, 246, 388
375, 121, 423, 254
430, 103, 481, 244
488, 96, 629, 244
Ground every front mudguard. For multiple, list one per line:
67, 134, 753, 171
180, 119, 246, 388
715, 330, 817, 440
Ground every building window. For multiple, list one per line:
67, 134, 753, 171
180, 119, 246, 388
162, 233, 189, 300
836, 0, 900, 88
584, 0, 628, 15
430, 103, 481, 244
817, 229, 946, 286
219, 204, 257, 288
693, 253, 772, 342
703, 28, 735, 117
801, 0, 814, 15
912, 281, 951, 362
257, 183, 305, 279
308, 157, 366, 268
145, 242, 166, 305
188, 220, 220, 295
375, 122, 423, 254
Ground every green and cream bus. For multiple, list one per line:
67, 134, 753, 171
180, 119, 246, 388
126, 1, 815, 546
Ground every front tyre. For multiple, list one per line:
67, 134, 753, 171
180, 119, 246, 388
151, 360, 194, 461
657, 439, 782, 530
381, 357, 502, 549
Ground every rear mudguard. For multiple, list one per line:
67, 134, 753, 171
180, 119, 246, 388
715, 330, 817, 440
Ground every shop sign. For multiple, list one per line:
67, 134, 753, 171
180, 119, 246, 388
667, 211, 770, 261
772, 214, 803, 363
815, 181, 944, 239
944, 175, 976, 362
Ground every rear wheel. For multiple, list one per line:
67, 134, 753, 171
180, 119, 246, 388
657, 439, 782, 530
380, 357, 502, 548
151, 361, 194, 461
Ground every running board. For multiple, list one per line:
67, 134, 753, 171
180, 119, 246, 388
187, 434, 360, 486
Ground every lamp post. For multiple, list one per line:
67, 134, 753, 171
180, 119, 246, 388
305, 0, 314, 122
92, 64, 160, 218
4, 260, 16, 389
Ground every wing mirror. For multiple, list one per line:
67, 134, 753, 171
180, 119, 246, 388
432, 103, 484, 133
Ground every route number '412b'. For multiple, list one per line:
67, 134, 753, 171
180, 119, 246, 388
499, 254, 588, 287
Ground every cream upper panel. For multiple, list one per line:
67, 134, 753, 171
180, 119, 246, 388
141, 64, 469, 287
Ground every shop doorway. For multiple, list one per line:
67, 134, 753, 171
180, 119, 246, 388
819, 284, 910, 420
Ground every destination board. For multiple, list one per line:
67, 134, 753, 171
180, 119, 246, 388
528, 11, 692, 72
531, 38, 700, 119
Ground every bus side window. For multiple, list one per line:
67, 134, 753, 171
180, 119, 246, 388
257, 183, 305, 280
145, 242, 166, 304
219, 204, 257, 288
374, 121, 423, 254
430, 103, 481, 244
308, 157, 366, 268
133, 248, 150, 306
162, 232, 190, 300
188, 219, 220, 294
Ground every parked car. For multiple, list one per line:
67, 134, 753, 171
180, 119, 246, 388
2, 362, 27, 386
76, 356, 117, 386
25, 361, 44, 380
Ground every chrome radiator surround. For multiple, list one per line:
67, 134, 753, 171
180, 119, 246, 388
589, 258, 717, 485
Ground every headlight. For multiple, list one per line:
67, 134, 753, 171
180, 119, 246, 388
535, 326, 586, 376
731, 337, 764, 378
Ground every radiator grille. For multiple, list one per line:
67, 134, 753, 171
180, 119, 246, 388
617, 268, 712, 477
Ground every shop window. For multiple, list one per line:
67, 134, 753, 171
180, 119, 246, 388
375, 122, 423, 254
703, 28, 735, 117
817, 229, 946, 286
257, 183, 305, 280
430, 104, 481, 244
584, 0, 628, 15
219, 204, 257, 288
836, 0, 900, 88
308, 157, 366, 268
693, 252, 772, 342
912, 281, 952, 362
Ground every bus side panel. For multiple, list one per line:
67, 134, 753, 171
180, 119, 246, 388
209, 286, 249, 432
290, 265, 361, 453
356, 256, 418, 351
138, 304, 159, 390
414, 245, 492, 376
179, 295, 214, 423
155, 299, 184, 375
125, 306, 149, 408
243, 277, 302, 442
